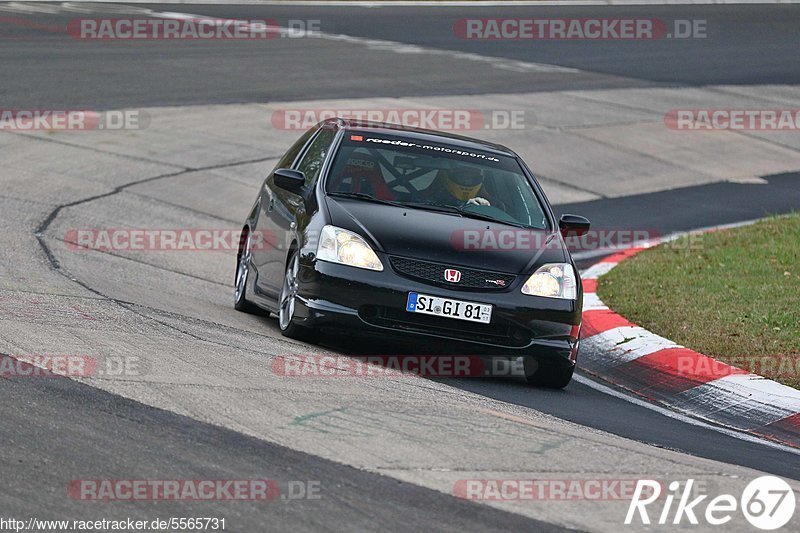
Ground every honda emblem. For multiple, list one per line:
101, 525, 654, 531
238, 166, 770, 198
444, 269, 462, 283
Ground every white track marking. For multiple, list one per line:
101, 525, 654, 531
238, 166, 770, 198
313, 33, 579, 73
675, 375, 800, 426
573, 373, 800, 456
0, 2, 65, 14
580, 261, 618, 279
581, 291, 608, 311
582, 325, 681, 364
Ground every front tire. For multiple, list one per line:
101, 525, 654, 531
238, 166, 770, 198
234, 230, 265, 315
278, 251, 318, 343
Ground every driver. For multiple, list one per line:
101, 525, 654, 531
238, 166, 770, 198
422, 166, 491, 207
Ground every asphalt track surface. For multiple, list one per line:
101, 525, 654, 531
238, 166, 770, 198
0, 358, 563, 532
2, 2, 800, 531
1, 4, 799, 107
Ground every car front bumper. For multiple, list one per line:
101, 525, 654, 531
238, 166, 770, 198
291, 255, 582, 368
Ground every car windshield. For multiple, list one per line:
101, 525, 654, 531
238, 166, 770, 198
325, 132, 549, 229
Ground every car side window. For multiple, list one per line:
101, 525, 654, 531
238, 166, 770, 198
295, 128, 336, 187
276, 127, 317, 170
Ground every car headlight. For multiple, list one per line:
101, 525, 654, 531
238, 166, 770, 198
316, 225, 383, 271
521, 263, 577, 299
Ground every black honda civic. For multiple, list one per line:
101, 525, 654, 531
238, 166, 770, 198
235, 119, 590, 387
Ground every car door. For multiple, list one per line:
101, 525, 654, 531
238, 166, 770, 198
252, 127, 317, 300
256, 125, 338, 298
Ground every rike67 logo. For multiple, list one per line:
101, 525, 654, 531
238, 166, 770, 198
626, 476, 796, 530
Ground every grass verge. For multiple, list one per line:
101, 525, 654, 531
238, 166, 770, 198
597, 213, 800, 389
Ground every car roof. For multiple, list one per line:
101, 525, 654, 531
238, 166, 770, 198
322, 117, 518, 158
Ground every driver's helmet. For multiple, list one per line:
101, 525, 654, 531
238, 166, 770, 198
440, 166, 484, 201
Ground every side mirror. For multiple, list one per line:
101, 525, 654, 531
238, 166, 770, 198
274, 168, 306, 194
559, 214, 591, 237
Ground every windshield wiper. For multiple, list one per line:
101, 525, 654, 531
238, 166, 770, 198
402, 201, 529, 228
452, 207, 529, 228
400, 201, 463, 216
331, 195, 467, 217
327, 191, 407, 208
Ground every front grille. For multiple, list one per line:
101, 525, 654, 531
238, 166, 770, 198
389, 256, 515, 290
359, 305, 530, 347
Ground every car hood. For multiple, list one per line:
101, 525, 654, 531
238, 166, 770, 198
325, 197, 567, 275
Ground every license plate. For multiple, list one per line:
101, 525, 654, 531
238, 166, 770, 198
406, 292, 492, 324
